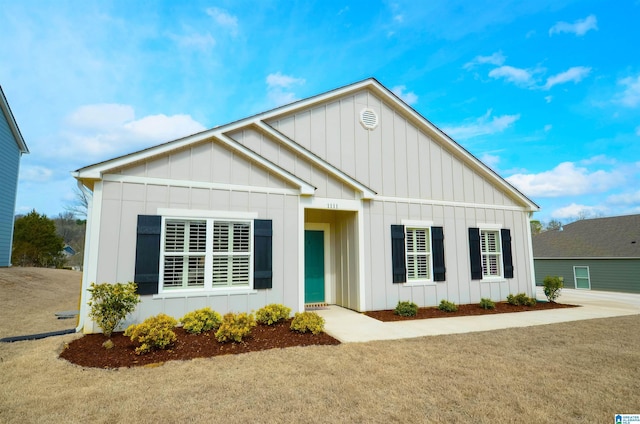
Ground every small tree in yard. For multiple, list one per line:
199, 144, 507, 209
88, 282, 140, 338
12, 210, 65, 267
543, 276, 563, 303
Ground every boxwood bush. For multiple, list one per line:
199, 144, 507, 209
290, 312, 325, 335
255, 303, 292, 325
124, 313, 178, 355
394, 301, 418, 317
438, 299, 458, 312
180, 307, 222, 334
479, 298, 496, 310
215, 312, 257, 343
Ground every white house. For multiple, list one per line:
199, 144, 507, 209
73, 78, 539, 334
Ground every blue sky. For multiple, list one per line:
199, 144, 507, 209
2, 0, 639, 224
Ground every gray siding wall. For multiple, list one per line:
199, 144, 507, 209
364, 200, 533, 310
534, 258, 640, 293
0, 112, 21, 267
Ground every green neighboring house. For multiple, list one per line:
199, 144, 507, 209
533, 214, 640, 293
0, 86, 29, 267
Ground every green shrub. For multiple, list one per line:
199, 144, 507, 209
180, 307, 223, 334
124, 313, 178, 355
479, 298, 495, 310
507, 293, 537, 307
394, 301, 418, 317
438, 299, 458, 312
543, 276, 564, 303
88, 282, 140, 338
290, 312, 325, 335
255, 304, 292, 325
215, 312, 257, 343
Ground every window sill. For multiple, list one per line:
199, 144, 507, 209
153, 288, 258, 299
480, 278, 507, 283
403, 281, 436, 287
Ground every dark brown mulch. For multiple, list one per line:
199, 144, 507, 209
60, 319, 340, 369
365, 301, 578, 322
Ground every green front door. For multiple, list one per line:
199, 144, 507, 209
305, 230, 325, 303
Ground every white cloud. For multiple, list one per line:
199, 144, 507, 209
442, 109, 520, 140
266, 72, 306, 106
392, 85, 418, 105
549, 14, 598, 37
544, 66, 591, 90
551, 203, 604, 220
206, 7, 239, 36
488, 66, 535, 87
580, 155, 616, 166
480, 153, 500, 170
506, 162, 624, 198
544, 95, 553, 103
171, 32, 216, 49
607, 190, 640, 205
544, 124, 552, 132
19, 165, 54, 182
616, 75, 640, 107
266, 72, 306, 89
393, 14, 404, 23
60, 103, 206, 160
636, 126, 640, 136
463, 52, 506, 69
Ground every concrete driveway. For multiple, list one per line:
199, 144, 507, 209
316, 287, 640, 343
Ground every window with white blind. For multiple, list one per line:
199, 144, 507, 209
480, 229, 502, 278
406, 227, 431, 281
160, 218, 252, 290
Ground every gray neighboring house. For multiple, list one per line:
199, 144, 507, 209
0, 86, 29, 267
533, 214, 640, 293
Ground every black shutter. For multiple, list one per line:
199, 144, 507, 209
432, 227, 446, 281
501, 229, 514, 279
254, 219, 273, 289
469, 227, 483, 280
391, 225, 406, 283
134, 215, 161, 295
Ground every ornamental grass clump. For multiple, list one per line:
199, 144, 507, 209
124, 313, 178, 355
180, 307, 223, 334
215, 312, 257, 343
438, 299, 458, 312
543, 276, 564, 303
290, 312, 325, 335
87, 282, 140, 338
394, 301, 418, 317
479, 298, 496, 310
255, 304, 292, 325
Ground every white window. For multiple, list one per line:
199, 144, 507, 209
160, 218, 253, 291
573, 266, 591, 290
480, 229, 502, 278
406, 227, 431, 281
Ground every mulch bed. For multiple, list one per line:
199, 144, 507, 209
60, 319, 340, 369
365, 301, 578, 322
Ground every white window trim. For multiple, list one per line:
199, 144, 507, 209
573, 266, 591, 290
158, 211, 257, 294
480, 228, 504, 281
401, 220, 435, 286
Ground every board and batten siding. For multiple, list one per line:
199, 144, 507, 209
265, 89, 521, 206
0, 112, 22, 267
363, 199, 534, 311
85, 160, 302, 332
534, 258, 640, 293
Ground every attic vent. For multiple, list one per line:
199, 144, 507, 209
359, 108, 379, 130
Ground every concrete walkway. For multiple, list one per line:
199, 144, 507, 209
315, 288, 640, 343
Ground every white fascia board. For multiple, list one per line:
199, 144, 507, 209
255, 120, 376, 199
214, 133, 315, 195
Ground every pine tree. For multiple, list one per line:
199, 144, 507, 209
12, 210, 65, 267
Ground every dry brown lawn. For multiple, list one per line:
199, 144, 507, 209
1, 267, 639, 423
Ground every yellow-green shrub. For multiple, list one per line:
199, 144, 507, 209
88, 282, 140, 338
290, 312, 325, 335
215, 312, 256, 343
255, 304, 292, 325
124, 313, 177, 355
180, 307, 222, 334
438, 299, 458, 312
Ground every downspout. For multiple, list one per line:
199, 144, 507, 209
75, 180, 93, 333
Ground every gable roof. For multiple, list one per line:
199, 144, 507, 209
73, 78, 538, 209
533, 214, 640, 258
0, 86, 29, 154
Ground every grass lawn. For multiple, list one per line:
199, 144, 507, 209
1, 267, 638, 423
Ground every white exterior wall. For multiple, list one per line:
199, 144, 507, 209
84, 144, 302, 333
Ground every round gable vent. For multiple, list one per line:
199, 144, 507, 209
359, 108, 379, 130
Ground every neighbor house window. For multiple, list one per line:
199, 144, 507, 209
480, 230, 502, 278
161, 218, 252, 290
406, 227, 431, 281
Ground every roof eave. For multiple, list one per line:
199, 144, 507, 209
0, 86, 29, 154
